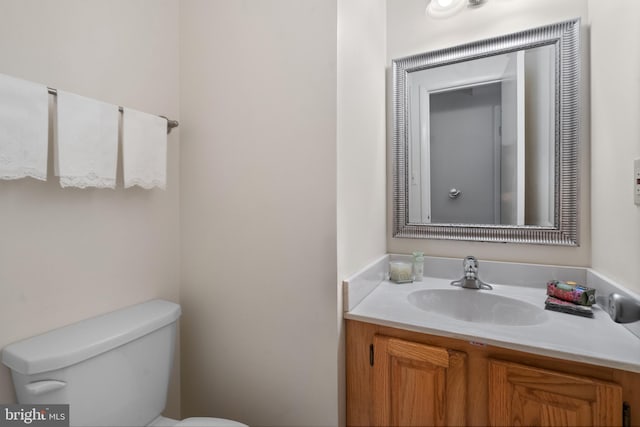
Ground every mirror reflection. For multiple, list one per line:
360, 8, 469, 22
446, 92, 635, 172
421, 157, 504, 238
407, 45, 556, 226
392, 19, 580, 245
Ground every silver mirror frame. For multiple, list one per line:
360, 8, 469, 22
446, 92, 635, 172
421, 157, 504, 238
392, 19, 580, 246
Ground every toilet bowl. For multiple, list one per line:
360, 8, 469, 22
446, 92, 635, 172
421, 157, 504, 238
2, 299, 248, 427
150, 416, 247, 427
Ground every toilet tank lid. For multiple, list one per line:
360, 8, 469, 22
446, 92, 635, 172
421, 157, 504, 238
2, 299, 181, 375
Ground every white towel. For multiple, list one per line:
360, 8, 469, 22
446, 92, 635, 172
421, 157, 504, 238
122, 107, 167, 190
54, 90, 119, 189
0, 73, 49, 181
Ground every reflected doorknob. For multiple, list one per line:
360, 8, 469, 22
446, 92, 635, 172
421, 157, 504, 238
449, 188, 461, 199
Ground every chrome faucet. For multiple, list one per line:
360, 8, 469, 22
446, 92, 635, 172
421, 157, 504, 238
451, 256, 493, 290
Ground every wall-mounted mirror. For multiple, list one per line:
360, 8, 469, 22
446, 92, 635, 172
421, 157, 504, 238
392, 19, 580, 245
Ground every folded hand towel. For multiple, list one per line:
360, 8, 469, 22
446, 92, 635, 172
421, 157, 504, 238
0, 73, 49, 181
54, 90, 119, 188
122, 107, 167, 190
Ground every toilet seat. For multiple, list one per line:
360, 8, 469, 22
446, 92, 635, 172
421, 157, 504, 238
175, 417, 248, 427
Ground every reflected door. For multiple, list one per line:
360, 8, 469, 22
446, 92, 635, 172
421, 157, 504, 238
427, 84, 502, 224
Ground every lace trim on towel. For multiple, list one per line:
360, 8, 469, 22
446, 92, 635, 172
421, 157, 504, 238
125, 178, 166, 190
59, 174, 116, 189
0, 168, 47, 181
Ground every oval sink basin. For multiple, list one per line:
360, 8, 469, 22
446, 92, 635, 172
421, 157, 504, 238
408, 289, 548, 326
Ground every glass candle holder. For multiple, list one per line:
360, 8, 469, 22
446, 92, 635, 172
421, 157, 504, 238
389, 261, 413, 283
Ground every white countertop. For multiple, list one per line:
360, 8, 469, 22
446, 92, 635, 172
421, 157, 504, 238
345, 276, 640, 373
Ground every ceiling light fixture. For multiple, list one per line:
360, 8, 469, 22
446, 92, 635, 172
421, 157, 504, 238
426, 0, 486, 19
426, 0, 466, 18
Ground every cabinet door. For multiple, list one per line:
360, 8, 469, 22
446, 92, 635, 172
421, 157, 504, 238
372, 335, 467, 426
488, 359, 622, 427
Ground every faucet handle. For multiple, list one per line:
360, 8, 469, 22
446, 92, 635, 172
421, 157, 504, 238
463, 256, 478, 278
463, 256, 478, 268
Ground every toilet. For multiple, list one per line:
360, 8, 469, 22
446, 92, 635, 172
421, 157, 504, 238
2, 299, 247, 427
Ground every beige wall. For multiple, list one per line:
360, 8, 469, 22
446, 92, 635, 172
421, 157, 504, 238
589, 0, 640, 293
386, 0, 591, 267
338, 0, 388, 281
179, 1, 338, 425
0, 0, 181, 417
5, 1, 638, 426
337, 0, 387, 425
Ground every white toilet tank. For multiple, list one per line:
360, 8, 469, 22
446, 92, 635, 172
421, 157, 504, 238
2, 300, 181, 427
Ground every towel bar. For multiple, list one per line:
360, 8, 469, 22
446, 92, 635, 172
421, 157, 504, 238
47, 86, 179, 134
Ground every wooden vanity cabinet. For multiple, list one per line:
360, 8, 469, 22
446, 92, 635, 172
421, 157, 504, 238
347, 319, 640, 427
489, 359, 622, 426
372, 335, 467, 426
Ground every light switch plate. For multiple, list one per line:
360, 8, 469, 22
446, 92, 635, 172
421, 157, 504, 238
635, 158, 640, 206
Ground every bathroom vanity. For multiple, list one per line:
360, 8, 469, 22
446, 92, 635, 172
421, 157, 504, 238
346, 319, 639, 427
354, 15, 640, 426
343, 256, 640, 427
